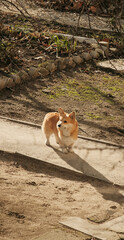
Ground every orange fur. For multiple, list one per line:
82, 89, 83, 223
42, 108, 78, 153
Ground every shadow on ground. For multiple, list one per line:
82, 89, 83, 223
0, 150, 124, 205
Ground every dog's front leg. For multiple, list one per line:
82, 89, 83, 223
68, 143, 74, 153
61, 147, 68, 154
59, 142, 68, 153
55, 135, 61, 145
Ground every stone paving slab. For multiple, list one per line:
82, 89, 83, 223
102, 215, 124, 233
0, 118, 124, 186
34, 216, 124, 240
97, 59, 124, 73
60, 217, 120, 240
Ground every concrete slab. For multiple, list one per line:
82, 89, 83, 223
102, 215, 124, 233
55, 33, 97, 44
0, 118, 124, 186
97, 58, 124, 73
60, 217, 119, 240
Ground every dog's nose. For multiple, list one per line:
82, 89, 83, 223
58, 124, 61, 127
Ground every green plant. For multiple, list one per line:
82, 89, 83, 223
50, 35, 77, 57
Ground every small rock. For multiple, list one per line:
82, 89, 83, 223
7, 78, 15, 88
39, 67, 49, 76
99, 41, 109, 48
92, 42, 109, 57
100, 46, 109, 57
73, 55, 83, 64
42, 89, 51, 94
28, 67, 40, 79
66, 57, 76, 68
110, 48, 118, 53
11, 74, 21, 84
91, 43, 99, 49
19, 70, 29, 81
56, 58, 66, 71
88, 212, 110, 223
0, 79, 8, 89
90, 50, 99, 59
34, 56, 43, 60
41, 61, 50, 68
96, 46, 109, 57
46, 62, 57, 73
81, 52, 92, 61
5, 79, 11, 88
95, 48, 105, 57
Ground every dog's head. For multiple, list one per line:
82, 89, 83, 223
57, 108, 77, 136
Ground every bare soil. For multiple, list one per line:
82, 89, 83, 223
0, 151, 124, 240
0, 4, 123, 146
0, 3, 124, 240
0, 68, 124, 144
0, 68, 124, 240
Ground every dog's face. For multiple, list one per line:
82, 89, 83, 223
57, 108, 76, 136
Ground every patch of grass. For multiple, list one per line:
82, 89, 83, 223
46, 78, 103, 101
106, 115, 116, 121
102, 76, 112, 82
43, 76, 124, 106
85, 112, 103, 120
92, 75, 124, 103
84, 112, 116, 121
48, 88, 66, 99
108, 86, 122, 92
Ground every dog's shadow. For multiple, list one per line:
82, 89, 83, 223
50, 146, 111, 184
50, 146, 124, 205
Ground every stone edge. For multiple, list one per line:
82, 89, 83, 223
0, 39, 110, 91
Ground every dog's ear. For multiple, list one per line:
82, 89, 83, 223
58, 108, 65, 115
69, 111, 75, 120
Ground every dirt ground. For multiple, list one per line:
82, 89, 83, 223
0, 151, 124, 240
0, 69, 124, 144
0, 2, 124, 240
0, 3, 124, 145
0, 70, 124, 240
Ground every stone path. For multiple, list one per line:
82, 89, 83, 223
60, 215, 124, 240
0, 117, 124, 186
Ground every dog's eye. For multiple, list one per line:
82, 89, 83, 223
64, 120, 67, 123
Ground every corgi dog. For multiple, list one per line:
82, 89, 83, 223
42, 108, 78, 153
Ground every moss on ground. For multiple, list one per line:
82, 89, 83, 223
44, 75, 124, 104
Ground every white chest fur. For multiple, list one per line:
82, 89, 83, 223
60, 135, 75, 147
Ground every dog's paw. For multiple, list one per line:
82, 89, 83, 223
68, 147, 74, 153
62, 148, 68, 154
45, 140, 50, 146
